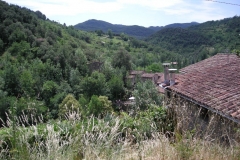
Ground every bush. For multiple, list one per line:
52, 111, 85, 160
88, 95, 113, 117
58, 94, 81, 118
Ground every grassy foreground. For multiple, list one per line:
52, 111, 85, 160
0, 109, 240, 160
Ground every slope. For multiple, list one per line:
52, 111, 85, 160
0, 1, 184, 124
146, 16, 240, 63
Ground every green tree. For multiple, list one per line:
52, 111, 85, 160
101, 60, 114, 81
0, 96, 16, 127
146, 62, 163, 72
98, 95, 113, 114
58, 94, 81, 118
79, 94, 89, 114
0, 77, 9, 126
120, 33, 128, 41
133, 81, 162, 111
42, 80, 58, 105
35, 10, 46, 20
108, 29, 113, 39
112, 48, 131, 71
0, 38, 3, 53
16, 97, 48, 123
49, 92, 66, 119
108, 75, 125, 100
88, 95, 113, 117
19, 70, 35, 97
96, 30, 103, 36
8, 41, 31, 57
75, 49, 88, 76
81, 71, 107, 98
3, 64, 20, 96
57, 81, 72, 94
8, 28, 27, 43
69, 68, 81, 86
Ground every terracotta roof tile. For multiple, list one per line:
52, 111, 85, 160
169, 54, 240, 123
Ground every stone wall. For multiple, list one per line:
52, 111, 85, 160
165, 91, 240, 145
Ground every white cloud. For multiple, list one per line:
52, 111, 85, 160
163, 8, 193, 15
116, 0, 227, 22
6, 0, 123, 16
160, 1, 228, 22
5, 0, 234, 26
118, 0, 183, 10
188, 2, 226, 22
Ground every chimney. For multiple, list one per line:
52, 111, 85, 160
163, 63, 171, 82
169, 69, 177, 86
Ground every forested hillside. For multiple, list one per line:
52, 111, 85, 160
0, 0, 183, 125
148, 22, 199, 32
146, 16, 240, 63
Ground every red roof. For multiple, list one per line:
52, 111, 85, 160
169, 54, 240, 123
157, 73, 164, 84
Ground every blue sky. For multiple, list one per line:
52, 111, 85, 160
4, 0, 240, 27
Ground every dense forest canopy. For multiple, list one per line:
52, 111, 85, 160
0, 0, 183, 125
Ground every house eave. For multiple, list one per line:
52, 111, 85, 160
165, 88, 240, 124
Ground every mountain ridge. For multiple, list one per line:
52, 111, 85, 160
74, 19, 199, 39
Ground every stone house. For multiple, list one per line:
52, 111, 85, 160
141, 73, 159, 84
160, 54, 240, 144
127, 70, 145, 86
127, 70, 163, 87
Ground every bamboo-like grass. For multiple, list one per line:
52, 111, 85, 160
0, 107, 239, 160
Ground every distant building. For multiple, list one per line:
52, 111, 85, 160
127, 70, 164, 88
160, 54, 240, 143
141, 73, 158, 84
127, 70, 145, 86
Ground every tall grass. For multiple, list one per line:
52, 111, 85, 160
0, 108, 239, 160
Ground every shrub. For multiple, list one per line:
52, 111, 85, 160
58, 94, 81, 119
87, 95, 113, 117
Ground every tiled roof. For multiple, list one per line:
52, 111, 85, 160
156, 72, 164, 77
157, 73, 164, 84
169, 54, 240, 123
141, 73, 156, 78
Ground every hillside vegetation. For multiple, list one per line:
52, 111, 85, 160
0, 0, 183, 124
146, 16, 240, 63
0, 110, 239, 160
